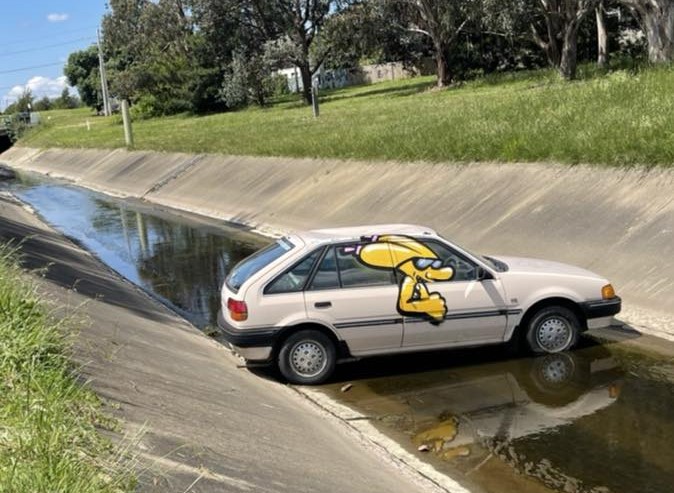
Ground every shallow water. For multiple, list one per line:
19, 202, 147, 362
15, 178, 268, 327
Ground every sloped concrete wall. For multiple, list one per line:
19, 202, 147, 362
2, 147, 672, 337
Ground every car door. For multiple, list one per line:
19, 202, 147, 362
395, 238, 508, 348
303, 244, 403, 355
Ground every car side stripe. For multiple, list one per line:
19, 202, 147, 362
334, 309, 522, 329
334, 318, 403, 329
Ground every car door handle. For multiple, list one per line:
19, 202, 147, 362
314, 301, 332, 309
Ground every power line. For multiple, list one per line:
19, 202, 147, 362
1, 26, 98, 48
0, 62, 64, 75
0, 37, 96, 58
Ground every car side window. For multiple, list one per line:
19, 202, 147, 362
265, 249, 322, 294
421, 240, 478, 282
336, 245, 396, 288
308, 247, 340, 290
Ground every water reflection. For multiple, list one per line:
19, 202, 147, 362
17, 183, 268, 326
325, 345, 674, 493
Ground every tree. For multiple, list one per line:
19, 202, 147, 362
192, 0, 348, 105
53, 88, 79, 109
260, 1, 339, 104
64, 46, 102, 109
33, 96, 53, 112
621, 0, 674, 62
530, 0, 596, 80
14, 89, 34, 113
102, 0, 202, 115
596, 0, 609, 68
383, 0, 482, 87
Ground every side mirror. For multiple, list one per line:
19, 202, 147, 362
476, 266, 492, 281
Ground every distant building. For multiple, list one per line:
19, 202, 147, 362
275, 60, 435, 93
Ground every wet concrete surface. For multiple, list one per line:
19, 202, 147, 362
7, 174, 674, 493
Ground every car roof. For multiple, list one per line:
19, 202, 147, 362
290, 224, 438, 246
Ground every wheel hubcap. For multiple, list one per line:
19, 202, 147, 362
290, 340, 327, 377
536, 317, 572, 352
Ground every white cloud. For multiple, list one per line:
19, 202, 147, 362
3, 75, 76, 108
47, 13, 69, 23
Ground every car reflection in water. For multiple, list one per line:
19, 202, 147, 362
326, 345, 626, 493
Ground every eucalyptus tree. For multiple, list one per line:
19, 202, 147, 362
191, 0, 349, 105
261, 0, 345, 104
620, 0, 674, 62
383, 0, 483, 87
530, 0, 597, 79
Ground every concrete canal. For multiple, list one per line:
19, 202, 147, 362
8, 173, 674, 493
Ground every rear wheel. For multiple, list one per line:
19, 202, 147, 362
278, 330, 336, 385
525, 306, 580, 354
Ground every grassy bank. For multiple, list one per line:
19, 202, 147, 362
20, 65, 674, 166
0, 244, 133, 492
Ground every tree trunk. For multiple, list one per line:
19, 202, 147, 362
559, 24, 579, 80
596, 1, 609, 69
435, 46, 451, 88
640, 1, 674, 63
298, 63, 313, 105
622, 0, 674, 62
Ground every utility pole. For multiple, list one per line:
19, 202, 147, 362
97, 28, 111, 116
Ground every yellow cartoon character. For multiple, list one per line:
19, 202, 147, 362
356, 235, 454, 322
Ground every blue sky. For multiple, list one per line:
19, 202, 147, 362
0, 1, 107, 110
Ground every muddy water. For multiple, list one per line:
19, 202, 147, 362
325, 343, 674, 493
10, 176, 674, 493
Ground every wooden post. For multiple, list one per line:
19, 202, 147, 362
311, 85, 319, 118
121, 100, 134, 148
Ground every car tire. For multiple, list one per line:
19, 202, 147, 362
525, 306, 580, 354
278, 330, 336, 385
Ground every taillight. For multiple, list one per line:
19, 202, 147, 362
227, 298, 248, 322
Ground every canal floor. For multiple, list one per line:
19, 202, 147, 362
8, 175, 674, 493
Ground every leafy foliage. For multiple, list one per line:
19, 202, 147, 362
60, 0, 671, 115
64, 46, 102, 110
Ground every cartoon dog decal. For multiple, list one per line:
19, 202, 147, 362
351, 235, 454, 322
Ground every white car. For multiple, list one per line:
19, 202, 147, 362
217, 224, 621, 384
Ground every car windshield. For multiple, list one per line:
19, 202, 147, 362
225, 238, 294, 292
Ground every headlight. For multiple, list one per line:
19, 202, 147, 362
602, 284, 616, 299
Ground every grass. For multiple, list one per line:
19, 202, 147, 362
0, 243, 134, 493
19, 64, 674, 166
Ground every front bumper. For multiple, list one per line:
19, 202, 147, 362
216, 310, 278, 362
580, 296, 622, 319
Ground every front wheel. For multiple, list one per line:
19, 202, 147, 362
278, 330, 336, 385
525, 306, 580, 354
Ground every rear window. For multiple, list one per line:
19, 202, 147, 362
225, 239, 294, 292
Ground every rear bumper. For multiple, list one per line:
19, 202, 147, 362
580, 297, 622, 320
217, 310, 277, 362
